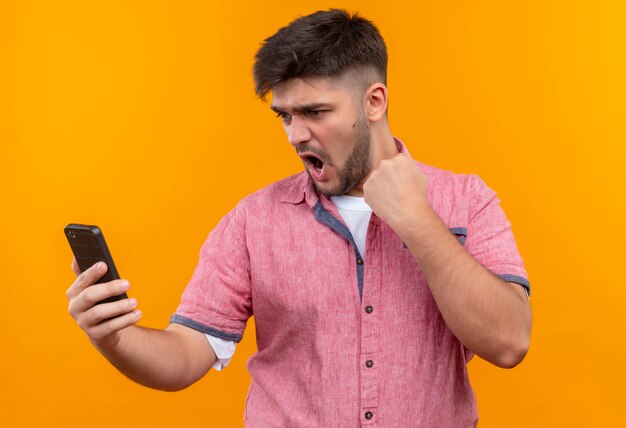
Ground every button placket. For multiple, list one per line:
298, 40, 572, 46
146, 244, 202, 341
360, 212, 381, 425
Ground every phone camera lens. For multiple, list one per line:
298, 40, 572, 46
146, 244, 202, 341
68, 230, 75, 239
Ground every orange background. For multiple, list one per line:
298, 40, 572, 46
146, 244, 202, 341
1, 1, 625, 426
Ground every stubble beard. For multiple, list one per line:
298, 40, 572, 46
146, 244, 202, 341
313, 115, 372, 197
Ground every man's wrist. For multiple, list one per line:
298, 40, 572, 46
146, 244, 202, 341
391, 203, 441, 241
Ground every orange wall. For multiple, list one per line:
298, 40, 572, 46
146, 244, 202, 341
1, 1, 625, 426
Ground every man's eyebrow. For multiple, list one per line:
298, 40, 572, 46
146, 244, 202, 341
270, 103, 332, 114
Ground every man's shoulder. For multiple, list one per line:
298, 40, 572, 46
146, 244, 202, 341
409, 160, 497, 225
414, 160, 485, 193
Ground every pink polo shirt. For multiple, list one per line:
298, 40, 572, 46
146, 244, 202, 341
172, 140, 529, 427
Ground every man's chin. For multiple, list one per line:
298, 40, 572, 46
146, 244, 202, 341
312, 181, 340, 197
307, 174, 341, 197
309, 175, 354, 197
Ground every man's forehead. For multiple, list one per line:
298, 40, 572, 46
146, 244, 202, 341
271, 76, 351, 109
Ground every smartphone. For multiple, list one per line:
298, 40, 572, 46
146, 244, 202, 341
64, 223, 128, 304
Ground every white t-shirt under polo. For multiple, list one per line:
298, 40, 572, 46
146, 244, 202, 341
330, 195, 373, 258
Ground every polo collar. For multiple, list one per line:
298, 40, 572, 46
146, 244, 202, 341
279, 172, 318, 207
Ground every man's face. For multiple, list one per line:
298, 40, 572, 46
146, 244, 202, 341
271, 77, 371, 197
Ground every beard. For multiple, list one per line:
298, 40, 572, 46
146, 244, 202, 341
307, 114, 372, 197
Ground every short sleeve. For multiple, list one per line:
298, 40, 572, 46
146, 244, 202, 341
465, 175, 530, 296
170, 205, 252, 342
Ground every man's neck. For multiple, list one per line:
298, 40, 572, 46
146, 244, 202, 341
371, 124, 399, 166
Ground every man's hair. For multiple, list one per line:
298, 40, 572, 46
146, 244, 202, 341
253, 9, 388, 100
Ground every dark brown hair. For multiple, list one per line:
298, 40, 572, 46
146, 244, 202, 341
253, 9, 388, 100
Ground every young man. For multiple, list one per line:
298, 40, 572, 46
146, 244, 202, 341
66, 9, 531, 427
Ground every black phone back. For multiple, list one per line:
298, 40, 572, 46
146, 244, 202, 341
64, 224, 127, 303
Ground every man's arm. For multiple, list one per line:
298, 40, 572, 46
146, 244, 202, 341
364, 154, 531, 368
66, 260, 217, 390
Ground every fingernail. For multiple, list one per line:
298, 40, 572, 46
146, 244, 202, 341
120, 280, 130, 290
128, 298, 137, 308
95, 262, 102, 271
134, 310, 142, 318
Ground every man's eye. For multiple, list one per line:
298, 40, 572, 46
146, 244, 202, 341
276, 112, 292, 123
307, 110, 324, 117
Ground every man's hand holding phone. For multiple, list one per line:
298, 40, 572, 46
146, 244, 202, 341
63, 224, 217, 390
66, 259, 142, 349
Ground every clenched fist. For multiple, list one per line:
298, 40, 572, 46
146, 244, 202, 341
363, 153, 435, 234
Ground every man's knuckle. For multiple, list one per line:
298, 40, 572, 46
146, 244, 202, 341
101, 322, 116, 337
90, 329, 104, 341
67, 301, 77, 317
82, 287, 99, 304
91, 305, 107, 323
77, 272, 87, 284
76, 317, 88, 331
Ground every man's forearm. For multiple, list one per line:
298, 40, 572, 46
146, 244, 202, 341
399, 208, 532, 368
93, 323, 216, 391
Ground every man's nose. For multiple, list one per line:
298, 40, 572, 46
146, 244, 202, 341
287, 116, 311, 146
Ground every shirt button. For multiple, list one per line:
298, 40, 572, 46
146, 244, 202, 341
356, 257, 363, 265
365, 411, 373, 420
365, 305, 373, 314
366, 360, 374, 368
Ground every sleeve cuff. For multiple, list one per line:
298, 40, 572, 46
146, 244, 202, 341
170, 314, 243, 342
498, 274, 531, 297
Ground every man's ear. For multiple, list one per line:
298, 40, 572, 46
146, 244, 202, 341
364, 82, 388, 122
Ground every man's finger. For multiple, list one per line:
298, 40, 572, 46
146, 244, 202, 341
87, 309, 142, 341
66, 262, 108, 300
68, 279, 130, 316
77, 297, 138, 330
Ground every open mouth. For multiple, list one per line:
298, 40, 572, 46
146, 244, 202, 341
299, 153, 327, 181
304, 155, 324, 172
